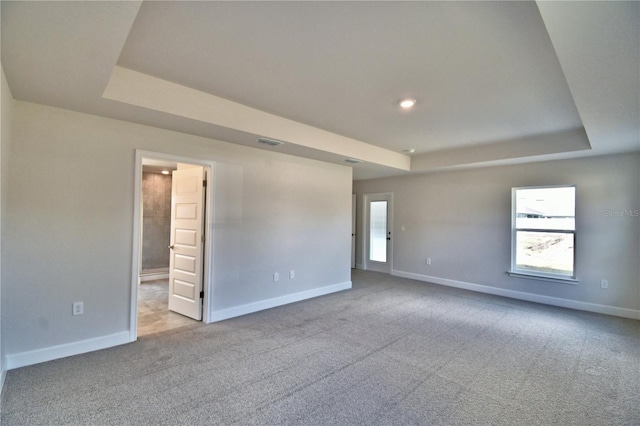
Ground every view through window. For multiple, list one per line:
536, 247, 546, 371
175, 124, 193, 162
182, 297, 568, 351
512, 186, 576, 279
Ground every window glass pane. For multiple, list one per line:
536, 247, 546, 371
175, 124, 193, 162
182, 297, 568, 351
516, 231, 574, 276
515, 187, 575, 230
369, 201, 387, 262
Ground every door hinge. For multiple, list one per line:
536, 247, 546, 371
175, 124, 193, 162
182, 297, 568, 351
201, 234, 205, 243
200, 291, 204, 299
203, 180, 207, 188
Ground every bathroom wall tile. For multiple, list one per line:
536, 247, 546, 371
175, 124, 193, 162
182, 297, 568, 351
141, 172, 173, 271
153, 173, 165, 195
164, 195, 172, 216
153, 196, 164, 212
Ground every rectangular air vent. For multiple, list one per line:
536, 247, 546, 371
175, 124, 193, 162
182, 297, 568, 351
257, 137, 285, 147
344, 158, 363, 164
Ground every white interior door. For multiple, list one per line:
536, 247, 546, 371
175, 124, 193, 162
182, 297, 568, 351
364, 193, 393, 273
168, 166, 205, 320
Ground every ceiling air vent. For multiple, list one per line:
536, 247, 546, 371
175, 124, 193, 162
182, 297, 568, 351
344, 158, 363, 164
257, 137, 285, 147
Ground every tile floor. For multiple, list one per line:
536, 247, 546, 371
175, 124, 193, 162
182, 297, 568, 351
137, 279, 198, 336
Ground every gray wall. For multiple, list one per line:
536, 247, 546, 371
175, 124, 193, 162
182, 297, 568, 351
3, 100, 352, 358
354, 153, 640, 313
210, 155, 352, 312
141, 171, 171, 272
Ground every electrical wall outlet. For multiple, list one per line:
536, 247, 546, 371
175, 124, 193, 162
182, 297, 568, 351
426, 258, 431, 265
72, 301, 84, 316
273, 273, 279, 282
289, 270, 295, 279
601, 279, 609, 289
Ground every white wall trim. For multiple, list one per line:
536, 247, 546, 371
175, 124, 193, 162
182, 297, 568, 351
392, 269, 640, 320
5, 331, 130, 370
0, 367, 6, 395
209, 281, 352, 323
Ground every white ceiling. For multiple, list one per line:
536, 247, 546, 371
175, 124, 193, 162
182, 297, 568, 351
2, 1, 638, 180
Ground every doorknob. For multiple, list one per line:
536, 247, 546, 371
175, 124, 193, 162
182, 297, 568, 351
168, 245, 174, 249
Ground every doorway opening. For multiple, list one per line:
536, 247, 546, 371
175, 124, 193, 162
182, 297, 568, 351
130, 151, 213, 341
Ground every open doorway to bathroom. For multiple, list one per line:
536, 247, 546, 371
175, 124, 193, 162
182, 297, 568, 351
137, 158, 198, 336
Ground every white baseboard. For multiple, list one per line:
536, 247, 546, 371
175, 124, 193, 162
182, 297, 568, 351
140, 272, 169, 282
392, 270, 640, 320
209, 281, 352, 323
5, 331, 130, 370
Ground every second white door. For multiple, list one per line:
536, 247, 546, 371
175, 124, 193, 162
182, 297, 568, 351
364, 193, 393, 273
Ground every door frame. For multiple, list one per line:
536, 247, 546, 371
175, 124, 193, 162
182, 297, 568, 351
129, 150, 214, 342
362, 192, 393, 273
351, 194, 356, 268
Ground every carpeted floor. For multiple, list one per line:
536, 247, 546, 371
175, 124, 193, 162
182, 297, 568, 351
2, 270, 639, 425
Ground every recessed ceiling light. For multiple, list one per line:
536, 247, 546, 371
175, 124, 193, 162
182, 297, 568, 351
344, 158, 363, 164
161, 170, 170, 175
399, 98, 416, 109
403, 148, 416, 154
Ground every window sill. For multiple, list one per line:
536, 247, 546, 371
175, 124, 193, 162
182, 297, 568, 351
507, 271, 579, 285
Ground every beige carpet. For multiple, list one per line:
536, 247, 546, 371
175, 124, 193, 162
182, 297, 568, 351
2, 270, 639, 425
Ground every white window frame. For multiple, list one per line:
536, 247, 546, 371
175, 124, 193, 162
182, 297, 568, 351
508, 185, 578, 284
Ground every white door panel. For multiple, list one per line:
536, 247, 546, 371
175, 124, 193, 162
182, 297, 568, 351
169, 166, 205, 320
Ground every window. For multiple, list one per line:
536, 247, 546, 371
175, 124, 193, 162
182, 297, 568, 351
510, 185, 577, 282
